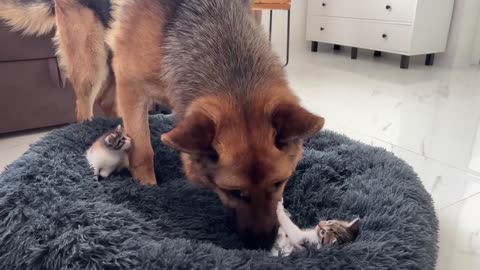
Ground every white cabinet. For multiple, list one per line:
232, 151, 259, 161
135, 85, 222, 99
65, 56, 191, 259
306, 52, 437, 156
306, 0, 455, 68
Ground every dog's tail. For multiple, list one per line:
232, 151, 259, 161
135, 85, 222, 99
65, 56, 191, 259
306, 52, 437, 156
0, 0, 55, 36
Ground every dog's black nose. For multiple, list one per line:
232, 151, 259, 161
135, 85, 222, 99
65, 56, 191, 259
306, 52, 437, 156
239, 227, 278, 250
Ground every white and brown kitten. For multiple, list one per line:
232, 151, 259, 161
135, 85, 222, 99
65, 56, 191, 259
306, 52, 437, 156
86, 125, 131, 179
271, 202, 361, 256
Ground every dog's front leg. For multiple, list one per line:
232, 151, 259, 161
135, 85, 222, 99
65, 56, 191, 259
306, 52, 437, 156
116, 80, 157, 186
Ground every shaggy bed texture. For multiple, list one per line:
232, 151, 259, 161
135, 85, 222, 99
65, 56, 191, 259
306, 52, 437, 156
0, 115, 438, 270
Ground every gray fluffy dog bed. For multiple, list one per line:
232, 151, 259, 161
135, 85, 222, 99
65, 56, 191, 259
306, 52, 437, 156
0, 115, 438, 270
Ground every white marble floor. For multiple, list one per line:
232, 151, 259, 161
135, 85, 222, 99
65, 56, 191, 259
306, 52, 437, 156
1, 49, 479, 269
0, 129, 50, 171
287, 49, 480, 270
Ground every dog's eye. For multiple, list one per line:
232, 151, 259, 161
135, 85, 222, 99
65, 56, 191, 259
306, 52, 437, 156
274, 179, 288, 189
226, 189, 250, 202
205, 151, 219, 163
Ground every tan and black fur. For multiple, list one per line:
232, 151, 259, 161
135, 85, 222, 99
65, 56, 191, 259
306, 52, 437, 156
0, 0, 325, 248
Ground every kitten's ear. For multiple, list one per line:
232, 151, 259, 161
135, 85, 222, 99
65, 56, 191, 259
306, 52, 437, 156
348, 218, 361, 236
105, 134, 115, 145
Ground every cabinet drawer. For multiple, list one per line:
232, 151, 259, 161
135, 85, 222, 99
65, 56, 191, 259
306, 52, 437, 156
306, 16, 413, 53
307, 0, 417, 23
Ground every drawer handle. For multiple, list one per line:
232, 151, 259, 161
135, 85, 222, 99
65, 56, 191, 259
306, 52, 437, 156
382, 34, 388, 39
386, 5, 392, 10
322, 3, 326, 7
320, 27, 325, 31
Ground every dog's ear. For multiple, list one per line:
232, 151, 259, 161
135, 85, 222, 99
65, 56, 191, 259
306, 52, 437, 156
272, 102, 325, 144
161, 113, 216, 154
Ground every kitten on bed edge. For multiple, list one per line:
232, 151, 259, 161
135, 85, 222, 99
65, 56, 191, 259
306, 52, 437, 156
86, 125, 131, 179
272, 201, 361, 256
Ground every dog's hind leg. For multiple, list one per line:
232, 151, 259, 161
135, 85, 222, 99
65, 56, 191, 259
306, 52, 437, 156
54, 0, 109, 122
96, 73, 118, 118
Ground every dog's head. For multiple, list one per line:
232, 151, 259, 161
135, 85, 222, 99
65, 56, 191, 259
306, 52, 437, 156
161, 93, 324, 249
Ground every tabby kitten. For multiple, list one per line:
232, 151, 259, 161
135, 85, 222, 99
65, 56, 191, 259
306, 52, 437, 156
271, 202, 361, 256
86, 125, 131, 179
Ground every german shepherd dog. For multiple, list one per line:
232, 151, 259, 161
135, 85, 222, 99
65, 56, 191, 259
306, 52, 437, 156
0, 0, 325, 248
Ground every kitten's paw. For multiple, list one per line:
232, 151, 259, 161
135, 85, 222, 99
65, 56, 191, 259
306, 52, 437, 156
99, 170, 112, 178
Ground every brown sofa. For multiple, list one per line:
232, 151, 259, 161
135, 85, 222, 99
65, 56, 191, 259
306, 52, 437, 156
0, 24, 76, 134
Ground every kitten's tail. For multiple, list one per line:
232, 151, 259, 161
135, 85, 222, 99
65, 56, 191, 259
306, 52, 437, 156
0, 0, 56, 36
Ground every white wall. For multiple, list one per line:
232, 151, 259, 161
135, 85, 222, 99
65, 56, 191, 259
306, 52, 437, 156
262, 0, 480, 68
258, 0, 309, 64
438, 0, 480, 67
472, 14, 480, 65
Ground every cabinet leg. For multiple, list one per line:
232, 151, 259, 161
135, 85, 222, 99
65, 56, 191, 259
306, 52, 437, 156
311, 41, 319, 52
284, 9, 290, 67
268, 10, 273, 42
400, 55, 410, 69
425, 54, 435, 66
351, 47, 358, 60
374, 51, 382, 57
334, 44, 342, 51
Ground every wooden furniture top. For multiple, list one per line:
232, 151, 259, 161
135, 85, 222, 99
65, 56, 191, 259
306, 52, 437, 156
252, 0, 291, 10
